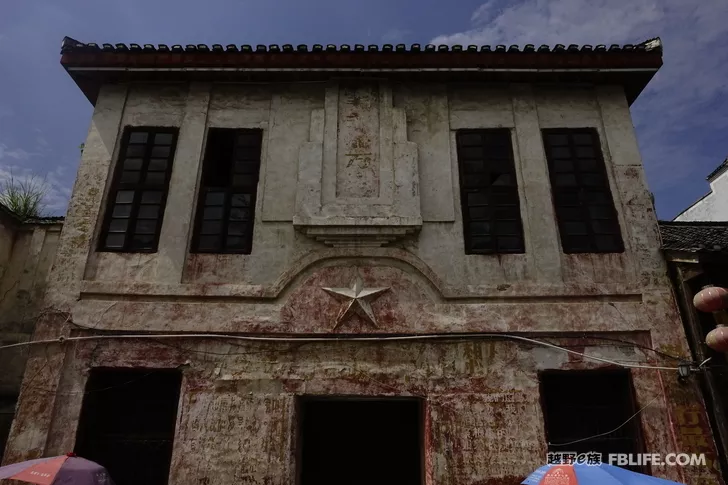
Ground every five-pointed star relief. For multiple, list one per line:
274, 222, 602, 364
322, 276, 389, 330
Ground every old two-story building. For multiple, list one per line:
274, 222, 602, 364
3, 37, 724, 485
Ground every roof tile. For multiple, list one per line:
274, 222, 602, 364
659, 221, 728, 253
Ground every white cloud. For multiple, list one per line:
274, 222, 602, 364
430, 0, 728, 203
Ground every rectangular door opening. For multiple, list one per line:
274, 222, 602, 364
298, 397, 423, 485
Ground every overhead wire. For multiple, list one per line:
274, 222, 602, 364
0, 331, 682, 371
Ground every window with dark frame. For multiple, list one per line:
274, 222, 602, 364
99, 127, 178, 252
540, 370, 644, 473
74, 369, 182, 485
542, 129, 624, 254
298, 398, 423, 485
455, 129, 525, 254
192, 128, 263, 254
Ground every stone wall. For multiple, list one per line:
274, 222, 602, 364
0, 211, 62, 458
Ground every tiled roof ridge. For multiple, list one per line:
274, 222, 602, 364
706, 157, 728, 181
659, 220, 728, 227
60, 36, 662, 55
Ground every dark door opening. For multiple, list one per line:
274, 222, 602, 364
540, 370, 645, 472
74, 368, 182, 485
298, 397, 423, 485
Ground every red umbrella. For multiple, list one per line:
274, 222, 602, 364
0, 453, 113, 485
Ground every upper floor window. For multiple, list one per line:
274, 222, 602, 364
542, 129, 624, 254
191, 128, 263, 254
99, 127, 178, 252
455, 129, 525, 254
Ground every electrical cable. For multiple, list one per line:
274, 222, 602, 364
548, 396, 660, 447
0, 331, 681, 371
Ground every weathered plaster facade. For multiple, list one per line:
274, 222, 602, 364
4, 38, 723, 484
674, 160, 728, 222
0, 207, 62, 458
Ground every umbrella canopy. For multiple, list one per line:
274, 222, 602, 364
522, 464, 686, 485
0, 454, 113, 485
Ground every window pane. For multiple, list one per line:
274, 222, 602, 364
109, 219, 128, 233
151, 146, 171, 158
227, 222, 247, 236
497, 236, 523, 251
201, 221, 222, 235
112, 204, 132, 218
585, 191, 608, 204
104, 233, 125, 249
198, 235, 220, 250
233, 161, 260, 175
232, 175, 257, 188
488, 143, 511, 160
470, 237, 493, 251
491, 174, 512, 186
148, 159, 168, 171
131, 234, 154, 249
154, 133, 174, 145
125, 145, 145, 157
463, 161, 484, 174
458, 133, 482, 146
141, 191, 163, 204
116, 190, 135, 204
559, 207, 582, 221
231, 194, 252, 207
496, 221, 520, 236
492, 192, 518, 206
573, 133, 593, 145
579, 159, 598, 171
135, 220, 157, 235
588, 206, 611, 220
205, 192, 225, 205
138, 205, 160, 219
121, 171, 140, 183
552, 159, 573, 173
229, 208, 250, 221
469, 206, 490, 220
494, 206, 520, 219
546, 134, 569, 146
592, 220, 616, 234
564, 222, 588, 235
225, 236, 246, 250
470, 222, 491, 236
459, 146, 484, 160
554, 174, 577, 186
235, 132, 261, 147
145, 172, 165, 185
582, 174, 604, 186
575, 146, 595, 158
128, 132, 148, 144
124, 158, 143, 170
204, 207, 224, 220
467, 193, 488, 206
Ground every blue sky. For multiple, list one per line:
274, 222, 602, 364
1, 0, 726, 219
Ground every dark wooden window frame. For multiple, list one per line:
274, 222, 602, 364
455, 128, 525, 255
191, 128, 263, 255
539, 369, 646, 473
98, 127, 178, 253
542, 128, 624, 254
